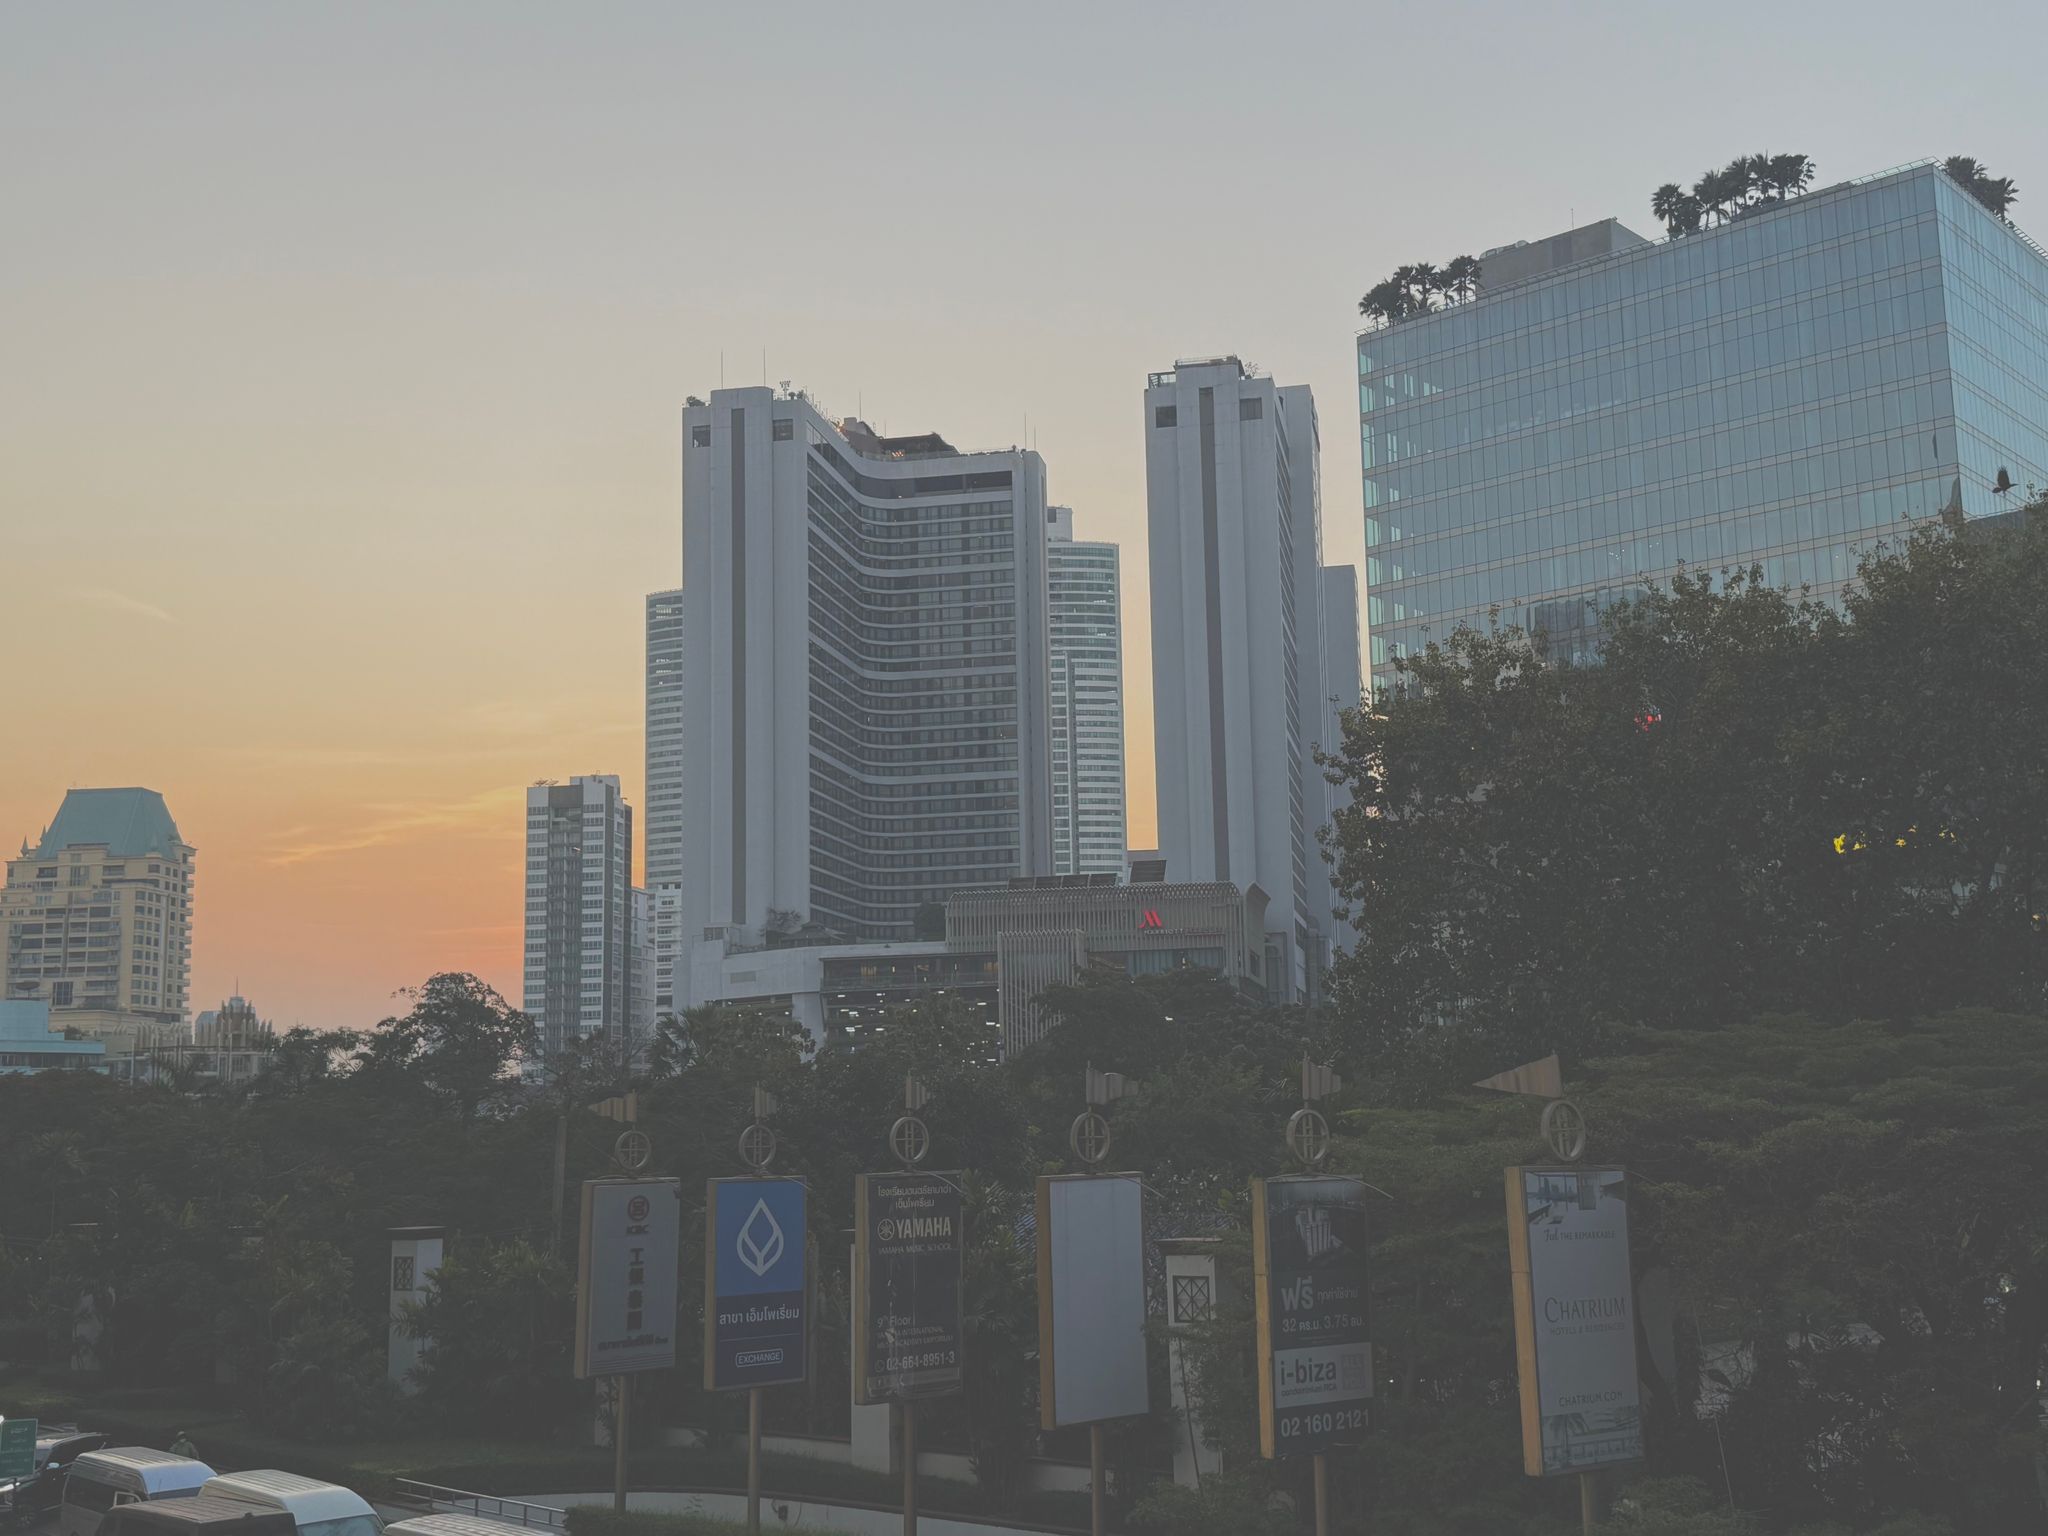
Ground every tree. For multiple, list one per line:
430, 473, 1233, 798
1359, 277, 1411, 322
1325, 508, 2048, 1091
1944, 156, 2018, 221
1442, 254, 1482, 303
399, 1238, 579, 1436
1766, 151, 1815, 200
354, 972, 537, 1116
1653, 182, 1703, 237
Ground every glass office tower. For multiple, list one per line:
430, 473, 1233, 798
1358, 161, 2048, 695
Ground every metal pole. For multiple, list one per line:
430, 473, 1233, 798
747, 1386, 763, 1535
1580, 1469, 1599, 1533
1313, 1452, 1329, 1536
1089, 1423, 1105, 1536
550, 1114, 568, 1255
901, 1399, 917, 1536
611, 1375, 629, 1512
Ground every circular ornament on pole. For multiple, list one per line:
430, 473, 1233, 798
1069, 1109, 1112, 1167
738, 1120, 778, 1172
889, 1114, 931, 1167
613, 1128, 652, 1172
1540, 1098, 1589, 1162
1285, 1107, 1332, 1168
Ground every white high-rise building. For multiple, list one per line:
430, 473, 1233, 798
644, 588, 686, 1013
522, 775, 633, 1057
629, 886, 657, 1042
1047, 507, 1126, 876
1144, 356, 1339, 1001
678, 388, 1053, 981
3, 788, 196, 1039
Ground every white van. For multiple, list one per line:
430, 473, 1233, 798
197, 1473, 381, 1536
382, 1518, 526, 1536
61, 1449, 214, 1536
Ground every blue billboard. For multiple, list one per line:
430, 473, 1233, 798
704, 1176, 808, 1390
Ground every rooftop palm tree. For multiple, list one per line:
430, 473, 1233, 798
1945, 156, 2019, 222
1408, 261, 1444, 311
1767, 152, 1815, 200
1651, 182, 1703, 237
1442, 254, 1482, 303
1358, 277, 1409, 323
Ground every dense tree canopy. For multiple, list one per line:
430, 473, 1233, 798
1324, 513, 2048, 1092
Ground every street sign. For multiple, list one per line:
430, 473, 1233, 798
854, 1171, 964, 1403
574, 1178, 682, 1379
1253, 1175, 1372, 1458
704, 1176, 808, 1391
1506, 1166, 1642, 1476
0, 1417, 36, 1481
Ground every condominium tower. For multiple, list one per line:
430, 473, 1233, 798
2, 787, 195, 1040
1046, 506, 1127, 876
676, 388, 1052, 988
522, 775, 634, 1056
644, 588, 686, 1012
1358, 160, 2048, 696
1145, 357, 1353, 1000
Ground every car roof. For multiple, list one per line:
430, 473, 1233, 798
382, 1516, 533, 1536
104, 1498, 299, 1533
199, 1474, 373, 1521
74, 1450, 216, 1491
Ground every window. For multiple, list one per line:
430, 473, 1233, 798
772, 418, 794, 441
1154, 405, 1176, 428
393, 1255, 415, 1291
1240, 396, 1263, 421
691, 424, 711, 447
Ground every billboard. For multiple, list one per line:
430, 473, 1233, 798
704, 1176, 808, 1391
854, 1171, 965, 1404
1253, 1175, 1372, 1458
1035, 1173, 1150, 1428
574, 1178, 682, 1379
1506, 1166, 1642, 1475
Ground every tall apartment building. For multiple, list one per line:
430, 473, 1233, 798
1144, 357, 1347, 1001
1358, 160, 2048, 696
677, 388, 1053, 988
644, 588, 686, 1011
522, 775, 633, 1057
2, 788, 195, 1040
1047, 506, 1127, 876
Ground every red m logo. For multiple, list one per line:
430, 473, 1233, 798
1139, 909, 1163, 930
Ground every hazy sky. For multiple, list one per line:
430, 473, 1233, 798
4, 2, 2043, 1029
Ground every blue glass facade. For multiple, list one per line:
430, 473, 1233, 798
1358, 163, 2048, 693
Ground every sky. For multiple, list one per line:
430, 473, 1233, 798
3, 1, 2044, 1030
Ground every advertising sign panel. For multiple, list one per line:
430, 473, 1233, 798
574, 1178, 682, 1379
704, 1176, 808, 1391
1506, 1166, 1642, 1475
1253, 1175, 1372, 1458
1035, 1173, 1150, 1428
854, 1171, 964, 1404
0, 1417, 37, 1481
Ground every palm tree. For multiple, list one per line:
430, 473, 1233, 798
1767, 152, 1814, 200
1409, 261, 1444, 311
1442, 254, 1482, 303
1945, 156, 2019, 222
1358, 277, 1408, 323
1739, 154, 1773, 206
1652, 183, 1703, 237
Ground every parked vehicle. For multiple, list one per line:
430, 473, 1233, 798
99, 1499, 295, 1536
59, 1451, 213, 1536
2, 1429, 109, 1527
382, 1518, 532, 1536
196, 1476, 378, 1536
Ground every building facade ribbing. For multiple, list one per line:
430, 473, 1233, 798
1358, 161, 2048, 695
677, 388, 1053, 984
3, 788, 195, 1035
1144, 357, 1341, 1000
644, 588, 686, 1012
522, 775, 633, 1057
1046, 506, 1127, 877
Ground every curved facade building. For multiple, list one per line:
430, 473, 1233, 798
678, 388, 1052, 974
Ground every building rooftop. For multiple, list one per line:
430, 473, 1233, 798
27, 787, 185, 858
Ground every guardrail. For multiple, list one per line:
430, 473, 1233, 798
388, 1481, 567, 1532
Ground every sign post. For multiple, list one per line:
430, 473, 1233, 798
0, 1418, 37, 1483
573, 1175, 682, 1515
854, 1075, 963, 1536
706, 1091, 807, 1536
1037, 1069, 1148, 1536
1502, 1082, 1639, 1535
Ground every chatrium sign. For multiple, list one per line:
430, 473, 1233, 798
1505, 1166, 1643, 1475
704, 1176, 809, 1390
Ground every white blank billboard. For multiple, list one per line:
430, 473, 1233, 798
1036, 1174, 1150, 1428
